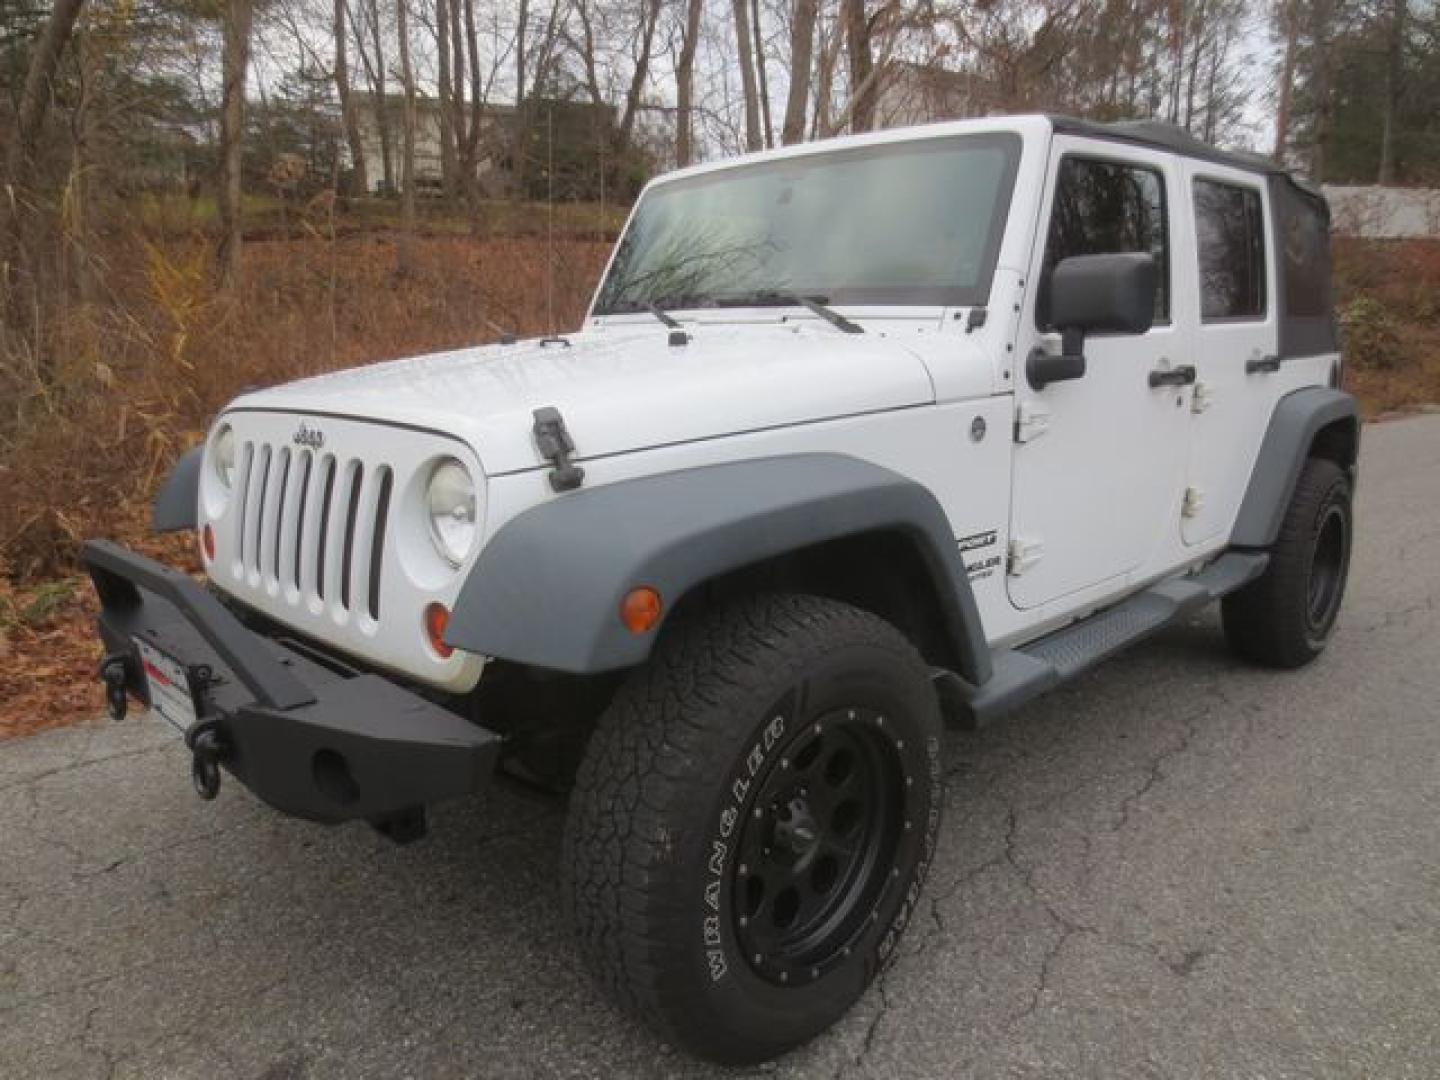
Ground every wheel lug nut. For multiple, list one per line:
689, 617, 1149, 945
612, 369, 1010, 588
738, 863, 748, 876
754, 953, 763, 964
811, 967, 820, 980
779, 971, 789, 983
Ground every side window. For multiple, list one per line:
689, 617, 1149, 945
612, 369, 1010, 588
1278, 191, 1330, 318
1038, 156, 1169, 329
1193, 179, 1266, 321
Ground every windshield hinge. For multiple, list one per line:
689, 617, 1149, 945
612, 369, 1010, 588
532, 407, 585, 493
1014, 400, 1051, 444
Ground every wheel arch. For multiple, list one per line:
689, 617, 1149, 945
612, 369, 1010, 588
444, 454, 992, 685
1231, 386, 1359, 550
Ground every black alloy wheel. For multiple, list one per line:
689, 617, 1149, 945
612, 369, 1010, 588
733, 706, 906, 987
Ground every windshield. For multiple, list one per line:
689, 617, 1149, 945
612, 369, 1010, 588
593, 132, 1021, 315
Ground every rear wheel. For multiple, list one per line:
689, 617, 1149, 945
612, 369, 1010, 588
1223, 457, 1353, 668
562, 594, 943, 1064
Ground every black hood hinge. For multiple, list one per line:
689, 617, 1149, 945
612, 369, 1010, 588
532, 406, 585, 492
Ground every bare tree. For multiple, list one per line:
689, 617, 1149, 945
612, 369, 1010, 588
396, 0, 418, 254
218, 0, 255, 289
5, 0, 88, 181
619, 0, 665, 151
782, 0, 817, 145
841, 0, 874, 132
1378, 0, 1406, 184
751, 0, 774, 147
732, 0, 763, 149
1273, 0, 1299, 160
435, 0, 458, 196
335, 0, 368, 194
675, 0, 704, 165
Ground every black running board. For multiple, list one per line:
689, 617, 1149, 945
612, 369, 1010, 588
952, 552, 1268, 727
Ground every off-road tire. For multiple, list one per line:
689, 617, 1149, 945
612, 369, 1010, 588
562, 594, 943, 1064
1223, 457, 1353, 668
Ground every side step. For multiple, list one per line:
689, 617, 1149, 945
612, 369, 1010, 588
954, 552, 1268, 727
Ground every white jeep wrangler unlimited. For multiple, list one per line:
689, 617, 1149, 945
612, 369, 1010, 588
86, 114, 1356, 1063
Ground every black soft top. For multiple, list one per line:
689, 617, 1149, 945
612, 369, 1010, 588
1047, 115, 1323, 198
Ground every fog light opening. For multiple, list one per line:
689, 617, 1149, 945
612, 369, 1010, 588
425, 602, 454, 658
312, 748, 359, 806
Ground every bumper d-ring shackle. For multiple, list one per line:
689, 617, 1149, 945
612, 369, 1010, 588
185, 718, 228, 800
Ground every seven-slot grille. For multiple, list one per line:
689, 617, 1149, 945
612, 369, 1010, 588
230, 439, 394, 621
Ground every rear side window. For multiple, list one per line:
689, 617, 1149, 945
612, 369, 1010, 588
1039, 156, 1170, 329
1193, 179, 1266, 321
1279, 191, 1331, 318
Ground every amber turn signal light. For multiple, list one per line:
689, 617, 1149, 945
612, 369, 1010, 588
200, 524, 216, 562
424, 602, 454, 658
620, 587, 662, 634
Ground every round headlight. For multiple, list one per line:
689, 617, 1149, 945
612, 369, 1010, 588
426, 459, 477, 567
213, 425, 236, 490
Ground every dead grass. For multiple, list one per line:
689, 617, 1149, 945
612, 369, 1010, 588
1334, 238, 1440, 415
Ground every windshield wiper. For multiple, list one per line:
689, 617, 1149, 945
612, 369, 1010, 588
645, 300, 681, 330
718, 290, 864, 334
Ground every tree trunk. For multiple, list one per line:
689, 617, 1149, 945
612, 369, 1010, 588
619, 0, 662, 151
1273, 0, 1297, 161
1307, 0, 1334, 180
436, 0, 457, 198
5, 0, 87, 180
782, 0, 818, 145
515, 0, 529, 103
396, 0, 417, 266
1378, 0, 1405, 184
732, 0, 763, 150
334, 0, 368, 195
675, 0, 703, 165
752, 0, 774, 147
217, 0, 254, 289
367, 0, 395, 193
841, 0, 874, 133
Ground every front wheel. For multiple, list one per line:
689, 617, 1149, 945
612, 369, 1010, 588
1223, 456, 1354, 668
562, 594, 943, 1064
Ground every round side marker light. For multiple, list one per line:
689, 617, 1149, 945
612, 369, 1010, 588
620, 587, 663, 635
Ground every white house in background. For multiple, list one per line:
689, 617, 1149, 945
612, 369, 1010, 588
353, 95, 515, 195
1325, 186, 1440, 239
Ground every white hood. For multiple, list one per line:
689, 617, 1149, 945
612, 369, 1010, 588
228, 323, 939, 475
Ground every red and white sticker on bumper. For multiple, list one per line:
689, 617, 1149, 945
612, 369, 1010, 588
134, 638, 198, 733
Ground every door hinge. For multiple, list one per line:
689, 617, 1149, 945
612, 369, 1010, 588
1191, 381, 1214, 414
1007, 536, 1045, 576
1014, 401, 1051, 444
1182, 487, 1205, 519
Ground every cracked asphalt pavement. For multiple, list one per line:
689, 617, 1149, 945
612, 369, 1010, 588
5, 414, 1440, 1079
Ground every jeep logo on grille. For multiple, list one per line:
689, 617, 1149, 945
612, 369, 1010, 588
293, 421, 325, 449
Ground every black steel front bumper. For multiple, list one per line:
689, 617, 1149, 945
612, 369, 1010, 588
82, 540, 502, 826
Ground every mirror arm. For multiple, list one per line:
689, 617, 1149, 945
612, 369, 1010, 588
1026, 326, 1087, 391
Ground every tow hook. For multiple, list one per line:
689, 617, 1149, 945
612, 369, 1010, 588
100, 655, 130, 721
185, 718, 229, 800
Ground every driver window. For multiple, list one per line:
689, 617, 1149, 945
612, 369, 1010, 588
1038, 157, 1170, 330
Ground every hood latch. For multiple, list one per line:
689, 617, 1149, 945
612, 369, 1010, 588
532, 406, 585, 492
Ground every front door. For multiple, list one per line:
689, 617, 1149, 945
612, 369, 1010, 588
1007, 140, 1192, 611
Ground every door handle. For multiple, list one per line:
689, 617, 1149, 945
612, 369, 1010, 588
1246, 354, 1282, 374
1148, 364, 1197, 388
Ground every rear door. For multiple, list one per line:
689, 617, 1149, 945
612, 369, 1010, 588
1007, 140, 1192, 611
1180, 162, 1281, 546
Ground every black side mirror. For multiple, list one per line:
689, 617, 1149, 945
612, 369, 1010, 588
1028, 253, 1158, 390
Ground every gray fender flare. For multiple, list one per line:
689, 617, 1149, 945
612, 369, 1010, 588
1231, 387, 1359, 549
152, 446, 204, 532
445, 453, 992, 683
